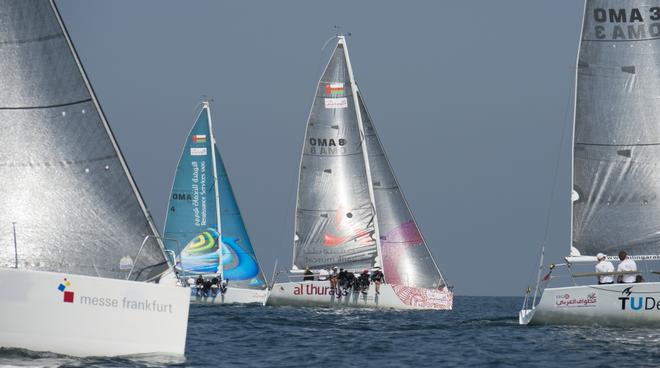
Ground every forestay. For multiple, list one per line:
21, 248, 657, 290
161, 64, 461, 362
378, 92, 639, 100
572, 0, 660, 256
293, 40, 378, 271
0, 0, 168, 281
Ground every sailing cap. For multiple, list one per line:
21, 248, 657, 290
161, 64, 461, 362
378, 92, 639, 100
596, 253, 606, 260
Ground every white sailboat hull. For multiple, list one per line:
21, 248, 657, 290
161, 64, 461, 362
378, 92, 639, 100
188, 286, 268, 305
520, 282, 660, 327
0, 268, 190, 357
267, 281, 453, 310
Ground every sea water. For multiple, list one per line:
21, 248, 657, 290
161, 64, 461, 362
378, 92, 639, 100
2, 296, 660, 367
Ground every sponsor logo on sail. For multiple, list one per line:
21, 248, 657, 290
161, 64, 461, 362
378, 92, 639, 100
190, 147, 207, 156
57, 278, 74, 303
554, 292, 597, 308
192, 134, 207, 143
324, 97, 348, 109
324, 83, 345, 97
618, 286, 660, 311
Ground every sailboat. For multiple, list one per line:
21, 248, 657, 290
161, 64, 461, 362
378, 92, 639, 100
0, 0, 189, 356
520, 0, 660, 326
163, 101, 269, 305
268, 36, 453, 310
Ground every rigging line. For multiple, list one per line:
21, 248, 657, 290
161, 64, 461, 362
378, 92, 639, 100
541, 67, 575, 244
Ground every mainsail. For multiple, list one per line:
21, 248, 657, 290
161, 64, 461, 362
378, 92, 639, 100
572, 0, 660, 256
0, 0, 168, 281
293, 36, 449, 289
164, 104, 266, 289
293, 38, 378, 271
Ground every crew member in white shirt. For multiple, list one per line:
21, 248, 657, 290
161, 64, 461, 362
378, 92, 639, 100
595, 253, 614, 284
616, 250, 638, 283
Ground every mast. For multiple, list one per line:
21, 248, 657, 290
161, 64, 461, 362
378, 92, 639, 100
341, 36, 384, 269
50, 0, 167, 261
206, 102, 224, 279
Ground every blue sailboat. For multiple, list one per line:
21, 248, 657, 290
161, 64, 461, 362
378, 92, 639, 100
164, 101, 268, 305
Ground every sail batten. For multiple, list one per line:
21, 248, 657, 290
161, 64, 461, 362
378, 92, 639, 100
572, 0, 660, 257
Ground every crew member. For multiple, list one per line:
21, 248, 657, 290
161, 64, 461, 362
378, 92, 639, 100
303, 267, 314, 281
195, 274, 204, 296
318, 268, 329, 281
594, 253, 614, 284
617, 250, 638, 283
370, 267, 384, 294
357, 269, 371, 294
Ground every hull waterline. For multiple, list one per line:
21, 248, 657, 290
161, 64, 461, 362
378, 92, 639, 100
188, 286, 268, 306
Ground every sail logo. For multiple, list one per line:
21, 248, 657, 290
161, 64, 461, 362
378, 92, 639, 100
591, 7, 660, 41
192, 134, 207, 144
554, 292, 597, 308
618, 287, 660, 311
325, 83, 345, 97
325, 98, 348, 109
57, 278, 74, 303
190, 147, 207, 156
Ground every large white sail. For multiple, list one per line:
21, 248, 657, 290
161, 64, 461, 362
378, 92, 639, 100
293, 39, 378, 271
0, 0, 168, 281
572, 0, 660, 257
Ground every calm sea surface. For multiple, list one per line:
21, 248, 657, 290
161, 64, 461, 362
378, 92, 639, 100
2, 296, 660, 367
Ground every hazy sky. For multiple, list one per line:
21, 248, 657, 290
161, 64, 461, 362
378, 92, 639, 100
57, 0, 585, 296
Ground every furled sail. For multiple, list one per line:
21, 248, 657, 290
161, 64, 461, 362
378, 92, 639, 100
293, 39, 378, 271
0, 0, 168, 281
359, 93, 447, 288
164, 104, 266, 289
572, 0, 660, 256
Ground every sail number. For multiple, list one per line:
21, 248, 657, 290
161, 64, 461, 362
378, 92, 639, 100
593, 8, 660, 40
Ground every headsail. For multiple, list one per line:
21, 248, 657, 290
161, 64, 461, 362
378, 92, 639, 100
0, 0, 168, 281
293, 39, 378, 271
572, 0, 660, 256
164, 104, 266, 289
359, 93, 447, 288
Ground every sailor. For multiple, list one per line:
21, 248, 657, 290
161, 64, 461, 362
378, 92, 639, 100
202, 279, 212, 297
328, 267, 338, 286
370, 267, 384, 294
318, 268, 329, 281
303, 267, 314, 281
210, 276, 220, 296
220, 278, 229, 294
195, 275, 204, 296
616, 250, 638, 283
594, 253, 614, 285
345, 271, 356, 292
357, 269, 371, 294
